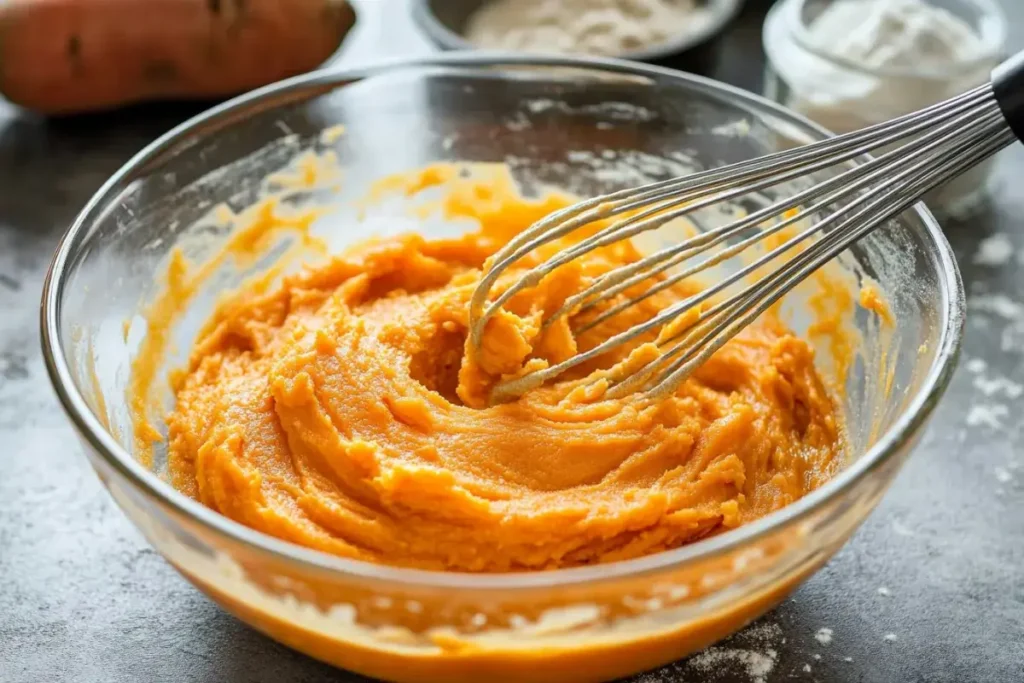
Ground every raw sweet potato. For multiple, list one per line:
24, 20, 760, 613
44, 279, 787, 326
0, 0, 356, 114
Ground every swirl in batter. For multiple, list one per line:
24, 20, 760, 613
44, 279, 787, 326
161, 164, 841, 572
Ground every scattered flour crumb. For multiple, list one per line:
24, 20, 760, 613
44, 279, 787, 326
878, 586, 891, 596
884, 633, 898, 642
634, 673, 666, 683
803, 663, 812, 673
659, 623, 784, 683
965, 358, 986, 373
741, 622, 783, 642
973, 233, 1015, 266
892, 519, 915, 537
969, 293, 1024, 319
969, 297, 1024, 356
844, 656, 854, 662
1001, 319, 1024, 352
966, 403, 1008, 430
815, 627, 834, 645
973, 375, 1024, 399
685, 648, 777, 683
995, 467, 1013, 483
813, 653, 822, 660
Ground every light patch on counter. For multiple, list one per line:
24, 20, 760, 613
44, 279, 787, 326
638, 622, 783, 683
968, 294, 1024, 354
969, 293, 1024, 319
972, 375, 1023, 400
891, 518, 916, 537
973, 233, 1014, 266
966, 404, 1008, 430
965, 358, 986, 374
684, 647, 777, 683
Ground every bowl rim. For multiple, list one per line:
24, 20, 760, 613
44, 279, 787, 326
409, 0, 746, 62
40, 51, 965, 592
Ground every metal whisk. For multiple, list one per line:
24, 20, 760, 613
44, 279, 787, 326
469, 52, 1024, 404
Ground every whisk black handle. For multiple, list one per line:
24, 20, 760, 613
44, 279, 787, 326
993, 50, 1024, 144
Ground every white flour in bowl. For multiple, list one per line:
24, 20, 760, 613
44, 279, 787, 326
764, 0, 1005, 213
781, 0, 997, 128
464, 0, 712, 57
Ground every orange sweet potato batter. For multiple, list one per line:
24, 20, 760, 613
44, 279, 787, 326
159, 164, 842, 573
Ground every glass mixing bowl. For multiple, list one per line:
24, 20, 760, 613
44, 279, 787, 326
41, 54, 964, 683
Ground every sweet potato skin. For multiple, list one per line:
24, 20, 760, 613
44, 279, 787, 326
0, 0, 356, 114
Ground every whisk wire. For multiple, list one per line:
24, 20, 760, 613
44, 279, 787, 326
642, 118, 1014, 397
467, 83, 995, 347
472, 87, 996, 344
474, 76, 1021, 404
570, 104, 1002, 334
580, 102, 1009, 332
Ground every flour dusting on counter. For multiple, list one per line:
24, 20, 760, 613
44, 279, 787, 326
639, 622, 783, 683
685, 648, 777, 683
973, 233, 1015, 266
966, 404, 1008, 430
969, 293, 1024, 354
972, 375, 1023, 400
686, 623, 782, 683
969, 294, 1024, 320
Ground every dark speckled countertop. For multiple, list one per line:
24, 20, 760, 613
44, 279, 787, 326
2, 1, 1023, 682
